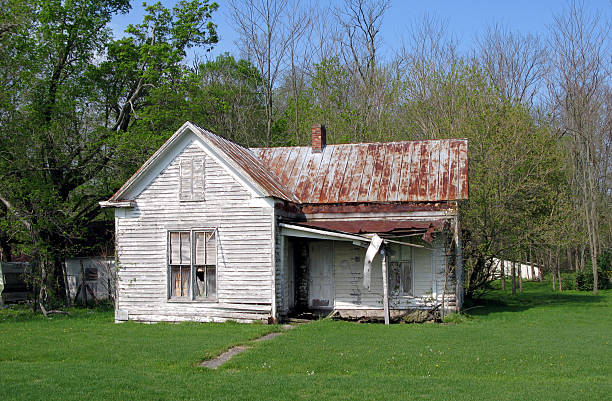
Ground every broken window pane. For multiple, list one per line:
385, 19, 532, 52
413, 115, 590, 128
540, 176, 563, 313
194, 232, 205, 265
181, 266, 190, 297
195, 266, 205, 297
171, 266, 181, 297
206, 231, 216, 265
206, 266, 216, 298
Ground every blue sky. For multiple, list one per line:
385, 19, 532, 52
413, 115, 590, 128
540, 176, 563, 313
110, 0, 612, 61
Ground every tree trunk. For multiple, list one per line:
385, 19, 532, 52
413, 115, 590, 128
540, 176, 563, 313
500, 260, 506, 290
549, 249, 555, 290
38, 259, 48, 317
518, 258, 523, 293
575, 247, 580, 272
538, 255, 543, 282
557, 247, 562, 292
511, 261, 516, 295
62, 261, 71, 307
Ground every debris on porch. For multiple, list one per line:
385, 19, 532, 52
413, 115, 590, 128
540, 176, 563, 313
328, 305, 443, 324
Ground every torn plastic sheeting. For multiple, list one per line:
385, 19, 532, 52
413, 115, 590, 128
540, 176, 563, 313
363, 234, 383, 290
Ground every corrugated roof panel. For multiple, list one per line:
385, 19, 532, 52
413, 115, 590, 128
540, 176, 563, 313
325, 145, 351, 203
458, 140, 469, 199
386, 143, 403, 202
368, 144, 388, 202
314, 146, 335, 203
251, 138, 468, 204
344, 145, 367, 203
396, 142, 414, 202
357, 144, 378, 202
428, 141, 442, 202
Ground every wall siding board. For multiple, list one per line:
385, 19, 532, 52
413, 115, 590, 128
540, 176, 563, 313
115, 141, 274, 323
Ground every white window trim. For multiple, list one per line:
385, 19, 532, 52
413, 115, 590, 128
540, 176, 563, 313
167, 228, 218, 302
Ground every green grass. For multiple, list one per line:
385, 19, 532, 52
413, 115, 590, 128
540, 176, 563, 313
1, 282, 610, 400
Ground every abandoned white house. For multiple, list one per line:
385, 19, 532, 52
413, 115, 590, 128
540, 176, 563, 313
101, 122, 468, 323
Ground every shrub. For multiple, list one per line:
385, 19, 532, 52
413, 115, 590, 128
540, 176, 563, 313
575, 250, 611, 291
442, 313, 470, 324
560, 273, 576, 290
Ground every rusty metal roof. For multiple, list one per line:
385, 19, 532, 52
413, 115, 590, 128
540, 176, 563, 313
107, 121, 467, 206
252, 139, 468, 204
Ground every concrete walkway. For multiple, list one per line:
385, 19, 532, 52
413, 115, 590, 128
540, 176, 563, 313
200, 324, 295, 369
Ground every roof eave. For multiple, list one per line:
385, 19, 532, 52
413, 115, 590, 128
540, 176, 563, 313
99, 200, 134, 208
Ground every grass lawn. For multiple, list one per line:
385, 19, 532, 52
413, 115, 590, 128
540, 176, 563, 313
1, 282, 610, 400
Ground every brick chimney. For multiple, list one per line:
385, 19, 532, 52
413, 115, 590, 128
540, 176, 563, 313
311, 124, 326, 153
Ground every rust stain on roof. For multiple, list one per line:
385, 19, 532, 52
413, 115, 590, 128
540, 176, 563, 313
108, 121, 467, 206
252, 139, 468, 204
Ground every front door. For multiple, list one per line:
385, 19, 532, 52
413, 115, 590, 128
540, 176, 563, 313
308, 241, 334, 309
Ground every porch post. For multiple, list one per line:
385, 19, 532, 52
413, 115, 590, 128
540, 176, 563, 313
381, 244, 390, 325
454, 217, 464, 311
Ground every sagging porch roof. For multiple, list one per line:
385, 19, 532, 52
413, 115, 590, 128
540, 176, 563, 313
298, 219, 445, 234
279, 223, 369, 243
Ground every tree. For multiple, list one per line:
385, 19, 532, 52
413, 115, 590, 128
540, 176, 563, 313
400, 63, 567, 297
335, 0, 390, 88
0, 0, 219, 313
0, 0, 133, 313
547, 1, 611, 293
127, 53, 267, 151
228, 0, 308, 146
91, 0, 218, 133
476, 24, 547, 107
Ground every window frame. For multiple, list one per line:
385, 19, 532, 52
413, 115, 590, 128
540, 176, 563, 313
167, 228, 218, 302
389, 244, 414, 297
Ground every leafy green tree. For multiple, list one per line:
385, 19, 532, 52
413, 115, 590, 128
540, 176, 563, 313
118, 53, 267, 177
91, 0, 218, 132
0, 0, 218, 313
400, 63, 567, 297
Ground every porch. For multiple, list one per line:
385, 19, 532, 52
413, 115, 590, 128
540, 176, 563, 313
276, 223, 461, 322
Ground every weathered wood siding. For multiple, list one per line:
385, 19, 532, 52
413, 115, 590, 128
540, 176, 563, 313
115, 140, 275, 323
333, 237, 454, 311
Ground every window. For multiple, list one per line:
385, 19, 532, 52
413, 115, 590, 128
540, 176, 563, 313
388, 243, 413, 296
168, 230, 217, 300
179, 157, 205, 201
